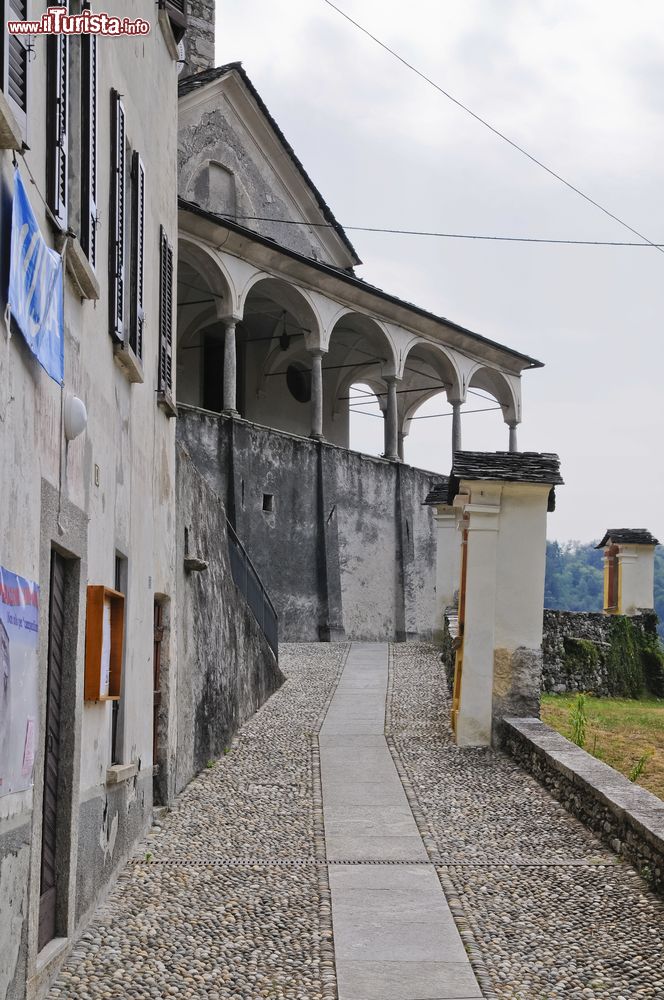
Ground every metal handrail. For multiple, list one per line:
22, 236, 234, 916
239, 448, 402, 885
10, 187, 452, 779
226, 519, 278, 657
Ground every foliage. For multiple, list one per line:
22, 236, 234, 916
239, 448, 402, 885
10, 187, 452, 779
629, 752, 652, 783
545, 541, 664, 641
605, 616, 646, 698
569, 693, 588, 748
562, 636, 600, 673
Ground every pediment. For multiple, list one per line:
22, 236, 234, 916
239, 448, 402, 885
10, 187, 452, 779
178, 64, 359, 271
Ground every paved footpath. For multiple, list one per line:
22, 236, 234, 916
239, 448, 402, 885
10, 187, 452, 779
48, 641, 664, 1000
320, 643, 481, 1000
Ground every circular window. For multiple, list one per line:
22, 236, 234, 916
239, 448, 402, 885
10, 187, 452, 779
286, 362, 312, 404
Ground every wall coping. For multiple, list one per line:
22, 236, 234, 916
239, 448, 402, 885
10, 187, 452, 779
503, 717, 664, 854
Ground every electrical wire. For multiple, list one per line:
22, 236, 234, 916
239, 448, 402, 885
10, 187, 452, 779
319, 0, 664, 256
348, 404, 502, 420
216, 213, 662, 247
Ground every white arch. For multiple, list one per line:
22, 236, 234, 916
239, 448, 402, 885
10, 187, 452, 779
239, 272, 324, 348
399, 337, 463, 400
178, 236, 238, 317
325, 308, 399, 375
467, 364, 521, 424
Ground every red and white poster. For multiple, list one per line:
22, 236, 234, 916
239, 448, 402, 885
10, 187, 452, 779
0, 566, 39, 797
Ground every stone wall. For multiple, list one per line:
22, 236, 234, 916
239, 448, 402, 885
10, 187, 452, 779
180, 0, 215, 79
177, 408, 438, 642
542, 609, 661, 695
173, 445, 284, 799
503, 717, 664, 896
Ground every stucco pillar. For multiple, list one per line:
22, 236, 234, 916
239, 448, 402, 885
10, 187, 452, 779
310, 349, 324, 440
451, 400, 462, 455
384, 377, 399, 461
222, 320, 238, 415
454, 493, 501, 748
508, 422, 518, 452
434, 507, 461, 635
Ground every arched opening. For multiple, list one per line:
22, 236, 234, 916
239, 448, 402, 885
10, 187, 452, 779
467, 366, 520, 451
326, 313, 397, 450
399, 341, 461, 470
243, 277, 321, 434
176, 241, 234, 410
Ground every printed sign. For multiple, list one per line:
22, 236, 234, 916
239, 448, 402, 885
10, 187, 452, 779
8, 168, 64, 384
0, 566, 39, 797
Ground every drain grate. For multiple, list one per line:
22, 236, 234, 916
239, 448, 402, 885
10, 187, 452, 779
130, 855, 618, 869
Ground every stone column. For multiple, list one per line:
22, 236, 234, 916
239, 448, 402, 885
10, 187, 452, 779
451, 399, 462, 455
222, 320, 238, 415
508, 422, 518, 452
384, 377, 399, 461
398, 432, 405, 462
310, 349, 324, 439
433, 508, 461, 637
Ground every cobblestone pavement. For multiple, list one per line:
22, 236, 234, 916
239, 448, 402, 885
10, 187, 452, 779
389, 643, 664, 1000
48, 643, 347, 1000
48, 641, 664, 1000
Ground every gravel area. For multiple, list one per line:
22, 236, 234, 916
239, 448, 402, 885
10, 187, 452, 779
389, 642, 664, 1000
48, 643, 347, 1000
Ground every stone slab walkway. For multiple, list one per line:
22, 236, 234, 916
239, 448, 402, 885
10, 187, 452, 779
320, 642, 481, 1000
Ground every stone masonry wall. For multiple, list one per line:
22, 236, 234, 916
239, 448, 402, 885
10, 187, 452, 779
181, 0, 215, 79
177, 408, 438, 642
542, 609, 658, 694
503, 717, 664, 896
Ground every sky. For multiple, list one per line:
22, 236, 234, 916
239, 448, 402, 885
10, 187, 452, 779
217, 0, 664, 543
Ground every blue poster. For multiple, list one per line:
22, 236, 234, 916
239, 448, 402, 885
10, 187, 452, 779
8, 168, 64, 384
0, 567, 39, 797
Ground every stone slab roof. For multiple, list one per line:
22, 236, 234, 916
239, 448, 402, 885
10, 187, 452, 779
423, 477, 451, 506
179, 62, 360, 266
595, 529, 660, 549
451, 451, 564, 486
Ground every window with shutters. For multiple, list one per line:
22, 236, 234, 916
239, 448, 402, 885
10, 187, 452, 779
80, 26, 98, 268
46, 4, 69, 227
157, 227, 177, 416
129, 152, 146, 362
109, 90, 126, 343
159, 0, 188, 44
1, 0, 29, 143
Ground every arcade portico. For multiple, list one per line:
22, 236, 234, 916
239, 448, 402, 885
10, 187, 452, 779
176, 200, 541, 463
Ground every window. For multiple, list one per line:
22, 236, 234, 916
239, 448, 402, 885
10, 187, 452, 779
129, 152, 145, 361
80, 16, 97, 266
158, 227, 176, 413
160, 0, 188, 43
286, 362, 312, 404
109, 89, 126, 342
46, 1, 69, 227
1, 0, 29, 138
192, 161, 236, 217
262, 493, 274, 513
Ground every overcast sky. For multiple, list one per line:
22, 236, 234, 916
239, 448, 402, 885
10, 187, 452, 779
217, 0, 664, 543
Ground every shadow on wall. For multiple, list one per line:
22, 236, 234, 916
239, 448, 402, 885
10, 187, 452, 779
172, 444, 284, 800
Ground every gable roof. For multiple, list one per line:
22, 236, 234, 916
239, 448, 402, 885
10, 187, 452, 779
595, 529, 659, 549
179, 62, 361, 268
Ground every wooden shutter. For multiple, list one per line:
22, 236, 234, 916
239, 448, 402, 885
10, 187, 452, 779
109, 90, 126, 343
46, 6, 68, 227
80, 23, 98, 266
130, 152, 146, 360
158, 227, 174, 395
2, 0, 29, 134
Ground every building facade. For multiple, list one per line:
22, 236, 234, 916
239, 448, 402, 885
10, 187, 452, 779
0, 3, 183, 996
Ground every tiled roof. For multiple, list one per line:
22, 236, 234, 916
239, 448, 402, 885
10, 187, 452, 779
423, 477, 451, 506
179, 62, 360, 266
595, 529, 660, 549
451, 451, 564, 485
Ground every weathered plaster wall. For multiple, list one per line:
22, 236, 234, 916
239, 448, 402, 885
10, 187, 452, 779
176, 408, 438, 642
174, 446, 284, 797
0, 1, 179, 993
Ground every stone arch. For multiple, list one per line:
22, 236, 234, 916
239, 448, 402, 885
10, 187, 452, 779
400, 338, 463, 401
240, 274, 323, 349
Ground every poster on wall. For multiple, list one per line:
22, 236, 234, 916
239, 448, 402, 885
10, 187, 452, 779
0, 566, 39, 798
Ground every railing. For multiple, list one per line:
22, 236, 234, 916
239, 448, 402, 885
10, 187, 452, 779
226, 520, 278, 658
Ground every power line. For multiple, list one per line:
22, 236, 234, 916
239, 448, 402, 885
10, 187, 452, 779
217, 213, 661, 247
320, 0, 664, 256
348, 404, 503, 420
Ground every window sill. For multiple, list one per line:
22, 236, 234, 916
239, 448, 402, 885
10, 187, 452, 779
106, 762, 138, 786
55, 234, 100, 301
0, 90, 23, 150
114, 342, 144, 384
157, 390, 178, 418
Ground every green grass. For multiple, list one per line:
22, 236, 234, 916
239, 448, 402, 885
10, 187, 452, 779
541, 693, 664, 801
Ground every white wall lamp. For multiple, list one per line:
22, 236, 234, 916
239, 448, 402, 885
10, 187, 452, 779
63, 393, 88, 442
